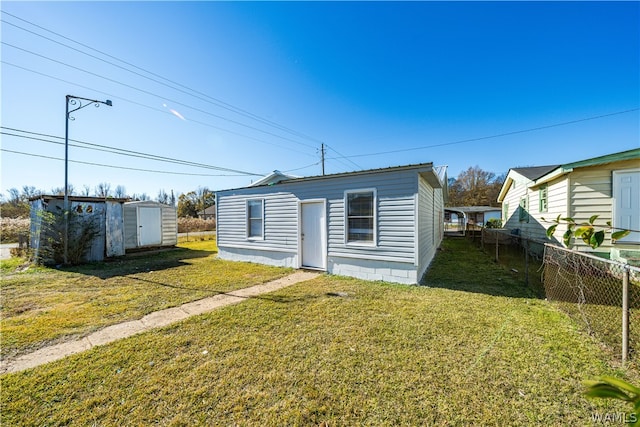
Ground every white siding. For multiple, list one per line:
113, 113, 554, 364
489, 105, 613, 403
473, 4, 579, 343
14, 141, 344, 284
123, 201, 177, 249
217, 166, 445, 284
568, 160, 638, 252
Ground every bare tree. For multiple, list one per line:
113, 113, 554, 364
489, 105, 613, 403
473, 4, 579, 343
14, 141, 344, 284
51, 185, 74, 196
157, 189, 169, 204
21, 186, 39, 201
95, 182, 111, 198
6, 188, 20, 205
132, 193, 150, 201
81, 185, 91, 197
114, 185, 127, 198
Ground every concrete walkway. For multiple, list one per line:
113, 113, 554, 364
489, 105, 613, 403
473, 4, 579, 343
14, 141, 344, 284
1, 271, 319, 374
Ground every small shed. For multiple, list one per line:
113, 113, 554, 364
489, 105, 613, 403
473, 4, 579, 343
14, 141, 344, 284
123, 201, 177, 250
216, 162, 447, 285
30, 195, 127, 262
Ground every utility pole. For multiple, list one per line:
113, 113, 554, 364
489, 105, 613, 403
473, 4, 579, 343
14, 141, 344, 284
64, 95, 112, 264
321, 143, 325, 175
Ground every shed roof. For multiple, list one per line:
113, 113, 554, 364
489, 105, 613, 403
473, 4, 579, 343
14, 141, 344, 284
30, 194, 129, 203
219, 162, 445, 194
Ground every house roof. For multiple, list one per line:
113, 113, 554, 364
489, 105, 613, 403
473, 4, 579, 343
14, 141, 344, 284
532, 148, 640, 187
220, 162, 445, 193
198, 205, 216, 215
498, 148, 640, 202
510, 165, 560, 180
445, 206, 501, 214
248, 170, 298, 187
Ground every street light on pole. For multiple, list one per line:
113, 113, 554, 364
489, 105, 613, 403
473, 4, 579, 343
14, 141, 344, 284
64, 95, 113, 264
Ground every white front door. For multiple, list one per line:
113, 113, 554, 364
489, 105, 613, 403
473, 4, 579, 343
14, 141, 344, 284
613, 170, 640, 243
139, 207, 162, 246
301, 201, 326, 270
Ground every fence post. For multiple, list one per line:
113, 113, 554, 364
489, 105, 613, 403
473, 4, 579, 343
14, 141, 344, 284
622, 266, 630, 364
524, 238, 529, 286
495, 230, 499, 262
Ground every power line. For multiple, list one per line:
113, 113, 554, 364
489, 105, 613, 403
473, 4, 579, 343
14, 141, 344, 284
1, 128, 263, 175
1, 61, 316, 158
326, 108, 640, 160
1, 12, 325, 148
324, 143, 362, 170
2, 41, 319, 151
1, 148, 251, 177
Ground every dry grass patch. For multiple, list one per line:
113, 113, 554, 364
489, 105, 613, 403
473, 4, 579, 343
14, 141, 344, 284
0, 241, 290, 359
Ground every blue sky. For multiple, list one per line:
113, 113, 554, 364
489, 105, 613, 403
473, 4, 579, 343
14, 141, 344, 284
1, 1, 638, 199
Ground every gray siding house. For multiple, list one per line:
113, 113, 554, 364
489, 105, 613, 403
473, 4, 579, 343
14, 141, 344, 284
216, 163, 446, 284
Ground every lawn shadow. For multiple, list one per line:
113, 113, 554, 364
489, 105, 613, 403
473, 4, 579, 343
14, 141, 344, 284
65, 247, 215, 280
128, 275, 323, 304
421, 237, 541, 299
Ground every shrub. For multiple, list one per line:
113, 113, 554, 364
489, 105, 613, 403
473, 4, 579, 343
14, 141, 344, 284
485, 218, 502, 229
35, 210, 101, 265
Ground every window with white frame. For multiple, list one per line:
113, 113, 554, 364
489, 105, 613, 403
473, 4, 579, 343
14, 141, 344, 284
539, 186, 548, 213
247, 199, 264, 239
519, 196, 529, 223
345, 190, 375, 243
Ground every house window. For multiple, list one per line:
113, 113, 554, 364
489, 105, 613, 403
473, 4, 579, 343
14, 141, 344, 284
247, 199, 264, 239
346, 190, 375, 244
519, 197, 529, 223
539, 186, 548, 213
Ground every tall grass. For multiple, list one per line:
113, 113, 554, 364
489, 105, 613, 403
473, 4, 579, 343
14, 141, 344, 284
0, 217, 29, 243
177, 217, 216, 233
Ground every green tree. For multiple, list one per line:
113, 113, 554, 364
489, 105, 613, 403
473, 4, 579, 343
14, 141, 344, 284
177, 192, 198, 218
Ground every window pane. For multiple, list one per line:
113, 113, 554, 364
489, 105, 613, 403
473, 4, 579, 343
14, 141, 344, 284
248, 200, 262, 218
249, 218, 262, 237
346, 191, 374, 243
248, 200, 263, 238
348, 218, 373, 241
348, 193, 373, 216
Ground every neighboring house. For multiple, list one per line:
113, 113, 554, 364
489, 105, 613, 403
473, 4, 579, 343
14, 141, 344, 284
445, 206, 502, 229
497, 148, 640, 263
216, 163, 447, 284
249, 170, 298, 187
197, 205, 217, 220
124, 201, 177, 250
29, 195, 127, 262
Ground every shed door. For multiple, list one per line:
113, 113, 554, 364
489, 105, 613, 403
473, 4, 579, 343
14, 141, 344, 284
139, 207, 162, 246
301, 201, 326, 270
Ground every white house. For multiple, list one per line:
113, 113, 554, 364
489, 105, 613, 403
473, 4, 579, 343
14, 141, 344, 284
497, 148, 640, 264
216, 163, 447, 284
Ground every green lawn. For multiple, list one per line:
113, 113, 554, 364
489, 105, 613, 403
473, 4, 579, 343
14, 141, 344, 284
1, 238, 636, 424
0, 241, 291, 359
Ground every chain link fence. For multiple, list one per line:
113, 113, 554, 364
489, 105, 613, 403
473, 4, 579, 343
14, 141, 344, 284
476, 228, 546, 297
543, 244, 640, 362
